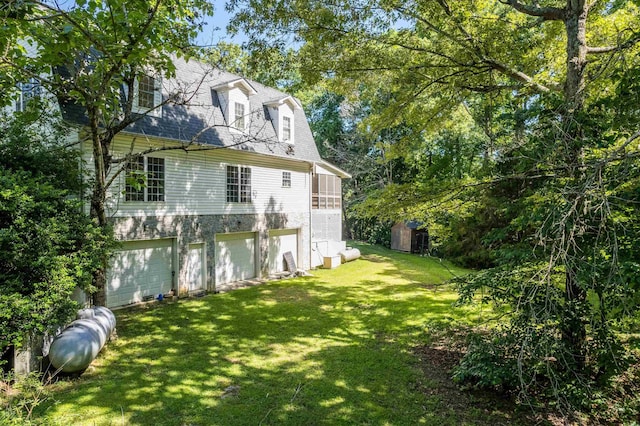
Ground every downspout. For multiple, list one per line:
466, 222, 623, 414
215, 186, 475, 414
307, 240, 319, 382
308, 163, 315, 270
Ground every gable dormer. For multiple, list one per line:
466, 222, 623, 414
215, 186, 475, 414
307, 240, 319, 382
264, 96, 300, 144
212, 78, 257, 132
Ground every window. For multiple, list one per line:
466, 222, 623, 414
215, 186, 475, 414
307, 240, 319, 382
15, 78, 41, 112
282, 116, 291, 142
234, 102, 245, 130
312, 174, 341, 209
125, 158, 145, 201
227, 165, 251, 203
146, 157, 165, 202
137, 75, 156, 109
282, 171, 291, 188
125, 157, 165, 202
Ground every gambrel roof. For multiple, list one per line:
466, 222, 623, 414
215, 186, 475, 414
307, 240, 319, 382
58, 56, 323, 164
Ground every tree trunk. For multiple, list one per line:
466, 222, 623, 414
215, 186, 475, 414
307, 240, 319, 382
560, 0, 589, 370
89, 111, 111, 307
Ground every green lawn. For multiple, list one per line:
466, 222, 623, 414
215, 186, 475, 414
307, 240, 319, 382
36, 243, 535, 425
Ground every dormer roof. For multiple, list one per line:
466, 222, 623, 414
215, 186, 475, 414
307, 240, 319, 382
264, 95, 301, 110
211, 78, 257, 96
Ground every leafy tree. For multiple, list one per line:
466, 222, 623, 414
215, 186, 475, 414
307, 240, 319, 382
228, 0, 640, 415
0, 107, 113, 356
0, 0, 215, 305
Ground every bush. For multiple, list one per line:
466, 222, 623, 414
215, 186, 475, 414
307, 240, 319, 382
0, 372, 50, 424
0, 111, 115, 356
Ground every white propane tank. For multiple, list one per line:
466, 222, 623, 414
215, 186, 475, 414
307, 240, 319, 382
48, 306, 116, 373
339, 248, 361, 263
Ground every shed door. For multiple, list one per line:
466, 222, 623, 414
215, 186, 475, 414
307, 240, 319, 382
107, 239, 174, 308
215, 232, 256, 285
268, 229, 298, 274
186, 243, 205, 292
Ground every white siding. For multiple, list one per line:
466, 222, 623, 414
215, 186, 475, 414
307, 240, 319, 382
82, 136, 312, 218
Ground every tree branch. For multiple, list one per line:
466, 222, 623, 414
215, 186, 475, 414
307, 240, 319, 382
500, 0, 565, 21
483, 58, 561, 93
587, 32, 640, 54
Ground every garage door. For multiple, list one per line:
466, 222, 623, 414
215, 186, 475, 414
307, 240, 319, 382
268, 229, 298, 274
106, 239, 174, 308
215, 232, 256, 285
186, 243, 205, 292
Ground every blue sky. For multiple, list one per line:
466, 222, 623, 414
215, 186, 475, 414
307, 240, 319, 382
195, 4, 248, 47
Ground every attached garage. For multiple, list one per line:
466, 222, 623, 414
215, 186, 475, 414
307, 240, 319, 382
268, 229, 299, 274
186, 243, 206, 293
215, 232, 257, 285
106, 238, 175, 308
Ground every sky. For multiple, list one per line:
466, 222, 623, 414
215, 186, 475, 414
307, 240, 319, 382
195, 3, 249, 47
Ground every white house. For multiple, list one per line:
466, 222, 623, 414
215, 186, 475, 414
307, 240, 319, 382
44, 57, 350, 308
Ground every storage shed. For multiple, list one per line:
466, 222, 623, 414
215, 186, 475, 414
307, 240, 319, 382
391, 221, 429, 254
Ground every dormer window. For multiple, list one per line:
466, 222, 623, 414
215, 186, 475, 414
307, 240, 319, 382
234, 102, 246, 130
265, 96, 300, 144
212, 78, 257, 132
282, 116, 291, 142
137, 75, 156, 109
132, 74, 162, 117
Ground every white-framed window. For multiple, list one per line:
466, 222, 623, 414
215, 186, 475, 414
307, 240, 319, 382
132, 74, 162, 116
137, 75, 156, 109
282, 116, 292, 142
233, 101, 246, 130
125, 156, 165, 202
226, 165, 251, 203
15, 77, 41, 112
282, 171, 291, 188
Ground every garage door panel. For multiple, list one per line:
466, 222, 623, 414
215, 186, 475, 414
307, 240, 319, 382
187, 243, 205, 292
215, 233, 256, 285
268, 229, 298, 274
106, 239, 174, 308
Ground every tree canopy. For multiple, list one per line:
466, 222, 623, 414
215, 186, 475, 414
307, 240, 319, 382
229, 0, 640, 416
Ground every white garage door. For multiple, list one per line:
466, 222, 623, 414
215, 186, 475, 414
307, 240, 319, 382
107, 239, 174, 308
186, 243, 205, 292
268, 229, 298, 274
215, 232, 256, 285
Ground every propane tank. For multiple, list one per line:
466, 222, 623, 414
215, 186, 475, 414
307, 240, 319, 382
48, 306, 116, 373
339, 248, 361, 263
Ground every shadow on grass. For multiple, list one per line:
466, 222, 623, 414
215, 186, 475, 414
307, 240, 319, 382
36, 243, 539, 425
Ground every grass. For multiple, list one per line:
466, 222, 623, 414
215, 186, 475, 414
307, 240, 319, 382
35, 242, 538, 425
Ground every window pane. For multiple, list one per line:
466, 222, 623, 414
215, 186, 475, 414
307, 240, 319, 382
282, 116, 291, 141
282, 171, 291, 188
147, 157, 165, 202
240, 167, 251, 203
125, 157, 145, 201
234, 102, 245, 130
16, 77, 41, 112
138, 75, 155, 109
227, 165, 239, 202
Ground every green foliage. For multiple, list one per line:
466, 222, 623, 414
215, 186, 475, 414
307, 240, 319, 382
204, 42, 302, 91
229, 0, 640, 416
0, 372, 50, 423
0, 112, 114, 353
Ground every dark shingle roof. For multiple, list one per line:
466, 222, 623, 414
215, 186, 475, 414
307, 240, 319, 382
59, 56, 323, 163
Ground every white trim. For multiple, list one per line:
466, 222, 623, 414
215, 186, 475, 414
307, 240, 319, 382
264, 96, 301, 110
211, 78, 257, 97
